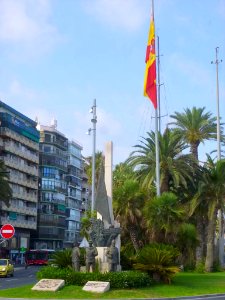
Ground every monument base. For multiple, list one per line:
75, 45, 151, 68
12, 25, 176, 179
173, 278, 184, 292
96, 247, 120, 273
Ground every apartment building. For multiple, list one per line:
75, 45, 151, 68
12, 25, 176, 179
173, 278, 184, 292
64, 140, 83, 248
0, 100, 39, 262
31, 122, 68, 250
0, 101, 88, 254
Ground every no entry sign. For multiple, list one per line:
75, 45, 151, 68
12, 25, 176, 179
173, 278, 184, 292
0, 224, 15, 239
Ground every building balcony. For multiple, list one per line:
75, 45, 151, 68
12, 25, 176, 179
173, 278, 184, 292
0, 128, 39, 151
39, 150, 67, 159
37, 232, 65, 240
1, 142, 39, 163
64, 236, 79, 244
66, 215, 81, 222
0, 217, 37, 229
9, 175, 38, 190
3, 157, 38, 176
12, 191, 38, 203
1, 203, 37, 216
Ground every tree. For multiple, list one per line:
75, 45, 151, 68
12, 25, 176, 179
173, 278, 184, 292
143, 192, 185, 244
0, 160, 12, 208
80, 210, 97, 240
113, 179, 148, 252
170, 107, 219, 160
170, 107, 222, 266
127, 128, 196, 193
113, 163, 134, 189
84, 151, 103, 187
191, 156, 225, 272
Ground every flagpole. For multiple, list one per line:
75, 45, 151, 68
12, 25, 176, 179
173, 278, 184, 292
152, 0, 160, 196
144, 0, 160, 196
155, 107, 160, 196
157, 35, 161, 134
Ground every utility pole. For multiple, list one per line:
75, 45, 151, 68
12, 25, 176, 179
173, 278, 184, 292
211, 47, 223, 266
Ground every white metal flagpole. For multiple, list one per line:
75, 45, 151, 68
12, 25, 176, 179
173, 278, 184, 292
152, 0, 160, 196
155, 106, 160, 196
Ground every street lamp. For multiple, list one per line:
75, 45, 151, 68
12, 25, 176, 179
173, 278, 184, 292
211, 47, 223, 266
87, 99, 97, 212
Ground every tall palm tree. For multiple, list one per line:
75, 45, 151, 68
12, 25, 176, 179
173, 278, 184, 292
170, 107, 221, 265
170, 107, 219, 161
191, 156, 225, 272
127, 128, 196, 193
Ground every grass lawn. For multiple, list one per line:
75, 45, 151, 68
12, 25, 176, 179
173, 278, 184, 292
1, 272, 225, 299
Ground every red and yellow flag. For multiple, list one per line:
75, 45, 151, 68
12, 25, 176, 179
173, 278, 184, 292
143, 17, 157, 109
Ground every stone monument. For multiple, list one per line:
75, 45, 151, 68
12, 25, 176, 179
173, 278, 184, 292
89, 141, 121, 272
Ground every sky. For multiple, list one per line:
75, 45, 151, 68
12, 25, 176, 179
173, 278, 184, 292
0, 0, 224, 166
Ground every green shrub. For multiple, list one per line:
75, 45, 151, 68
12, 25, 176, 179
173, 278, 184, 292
195, 261, 205, 273
50, 249, 72, 268
213, 260, 223, 272
133, 243, 180, 284
37, 266, 151, 288
120, 244, 136, 270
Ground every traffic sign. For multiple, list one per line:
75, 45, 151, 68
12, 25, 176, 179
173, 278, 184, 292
0, 224, 15, 239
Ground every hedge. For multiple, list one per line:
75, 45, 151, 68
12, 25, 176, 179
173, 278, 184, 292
37, 266, 151, 289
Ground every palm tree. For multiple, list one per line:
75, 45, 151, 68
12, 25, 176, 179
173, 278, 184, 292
113, 179, 147, 252
0, 160, 12, 208
170, 107, 219, 161
127, 128, 196, 193
191, 156, 225, 272
170, 107, 222, 266
113, 163, 134, 189
143, 192, 185, 244
84, 151, 103, 187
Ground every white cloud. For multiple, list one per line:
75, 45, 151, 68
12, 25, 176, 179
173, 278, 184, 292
217, 0, 225, 18
83, 0, 148, 31
169, 53, 211, 87
9, 80, 40, 102
0, 79, 52, 124
0, 0, 61, 56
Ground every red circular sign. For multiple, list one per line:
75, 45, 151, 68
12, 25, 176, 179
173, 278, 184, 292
0, 224, 15, 239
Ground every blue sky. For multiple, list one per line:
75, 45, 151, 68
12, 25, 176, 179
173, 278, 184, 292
0, 0, 224, 165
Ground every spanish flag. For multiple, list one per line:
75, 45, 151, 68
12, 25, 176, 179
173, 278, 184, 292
143, 16, 157, 109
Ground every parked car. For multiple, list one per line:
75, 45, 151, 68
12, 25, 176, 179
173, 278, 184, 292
0, 259, 14, 277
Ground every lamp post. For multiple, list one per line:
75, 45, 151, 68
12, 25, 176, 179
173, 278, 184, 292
88, 99, 97, 212
211, 47, 223, 266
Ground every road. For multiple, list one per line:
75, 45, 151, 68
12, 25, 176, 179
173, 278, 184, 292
0, 265, 40, 290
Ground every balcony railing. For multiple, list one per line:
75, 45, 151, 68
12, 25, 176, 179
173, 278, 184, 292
3, 157, 38, 176
0, 128, 39, 150
1, 142, 39, 163
1, 203, 37, 216
12, 191, 38, 203
9, 175, 38, 190
0, 217, 37, 229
